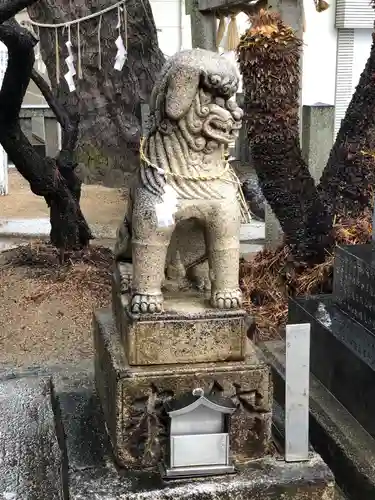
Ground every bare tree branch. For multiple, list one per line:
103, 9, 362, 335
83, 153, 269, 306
0, 0, 40, 24
0, 20, 37, 124
0, 17, 92, 249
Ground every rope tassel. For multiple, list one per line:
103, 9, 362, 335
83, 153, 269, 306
55, 27, 60, 84
216, 15, 226, 48
225, 14, 240, 52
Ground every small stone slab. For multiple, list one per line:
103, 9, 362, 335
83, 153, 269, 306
112, 269, 247, 366
0, 375, 66, 499
93, 309, 272, 469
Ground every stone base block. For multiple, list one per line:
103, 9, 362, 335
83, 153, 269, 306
94, 308, 272, 469
112, 266, 247, 366
70, 455, 336, 499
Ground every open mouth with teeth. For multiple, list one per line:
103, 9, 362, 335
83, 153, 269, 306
204, 117, 237, 143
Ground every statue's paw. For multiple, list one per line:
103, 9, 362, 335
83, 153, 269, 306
211, 289, 242, 309
130, 293, 163, 314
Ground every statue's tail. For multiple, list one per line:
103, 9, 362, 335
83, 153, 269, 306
114, 193, 133, 262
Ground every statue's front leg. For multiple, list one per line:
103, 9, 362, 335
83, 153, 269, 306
131, 194, 174, 314
207, 203, 242, 309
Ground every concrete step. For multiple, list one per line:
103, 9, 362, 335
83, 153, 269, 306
0, 362, 334, 500
0, 217, 117, 240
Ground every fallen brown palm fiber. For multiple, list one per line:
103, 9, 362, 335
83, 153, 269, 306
1, 241, 113, 305
240, 213, 373, 341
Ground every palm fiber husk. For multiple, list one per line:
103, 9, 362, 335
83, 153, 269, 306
237, 10, 333, 265
240, 213, 372, 341
315, 0, 329, 11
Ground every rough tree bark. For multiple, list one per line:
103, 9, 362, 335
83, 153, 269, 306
27, 0, 165, 186
0, 3, 92, 251
318, 30, 375, 219
238, 10, 333, 264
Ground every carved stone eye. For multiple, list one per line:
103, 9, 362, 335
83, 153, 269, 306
209, 74, 221, 86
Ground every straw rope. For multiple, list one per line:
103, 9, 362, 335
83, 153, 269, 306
140, 137, 251, 223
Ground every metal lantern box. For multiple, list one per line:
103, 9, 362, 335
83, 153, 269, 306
163, 388, 237, 478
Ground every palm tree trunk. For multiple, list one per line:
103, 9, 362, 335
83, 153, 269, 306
238, 10, 333, 264
318, 31, 375, 218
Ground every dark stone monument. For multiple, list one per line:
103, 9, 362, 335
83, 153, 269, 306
262, 242, 375, 499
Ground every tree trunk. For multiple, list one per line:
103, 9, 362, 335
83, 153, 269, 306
318, 31, 375, 218
0, 14, 92, 251
238, 10, 333, 264
27, 0, 165, 186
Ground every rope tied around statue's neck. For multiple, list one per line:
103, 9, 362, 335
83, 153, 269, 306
139, 137, 252, 223
139, 137, 232, 182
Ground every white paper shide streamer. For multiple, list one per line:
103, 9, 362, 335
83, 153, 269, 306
27, 0, 129, 93
114, 5, 127, 71
35, 40, 46, 74
155, 184, 178, 228
64, 28, 77, 92
114, 35, 127, 71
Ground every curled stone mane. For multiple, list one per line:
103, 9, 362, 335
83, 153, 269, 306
141, 49, 243, 200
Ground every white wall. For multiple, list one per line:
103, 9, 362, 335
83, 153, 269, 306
352, 29, 372, 93
301, 0, 337, 105
150, 0, 184, 56
152, 0, 339, 106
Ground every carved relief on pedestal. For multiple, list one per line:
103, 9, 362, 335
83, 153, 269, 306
121, 376, 271, 468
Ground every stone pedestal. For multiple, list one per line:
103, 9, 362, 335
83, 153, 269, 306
94, 308, 272, 469
93, 258, 335, 498
112, 267, 247, 366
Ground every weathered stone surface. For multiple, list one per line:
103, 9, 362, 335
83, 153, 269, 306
0, 375, 66, 499
112, 268, 247, 366
52, 367, 110, 471
115, 49, 245, 314
301, 104, 334, 185
94, 308, 272, 469
69, 457, 335, 499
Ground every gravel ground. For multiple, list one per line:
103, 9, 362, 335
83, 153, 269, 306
0, 243, 112, 367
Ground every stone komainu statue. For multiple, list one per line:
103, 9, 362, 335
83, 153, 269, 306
115, 49, 244, 314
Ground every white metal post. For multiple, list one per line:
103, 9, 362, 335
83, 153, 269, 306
0, 41, 8, 195
285, 323, 311, 462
